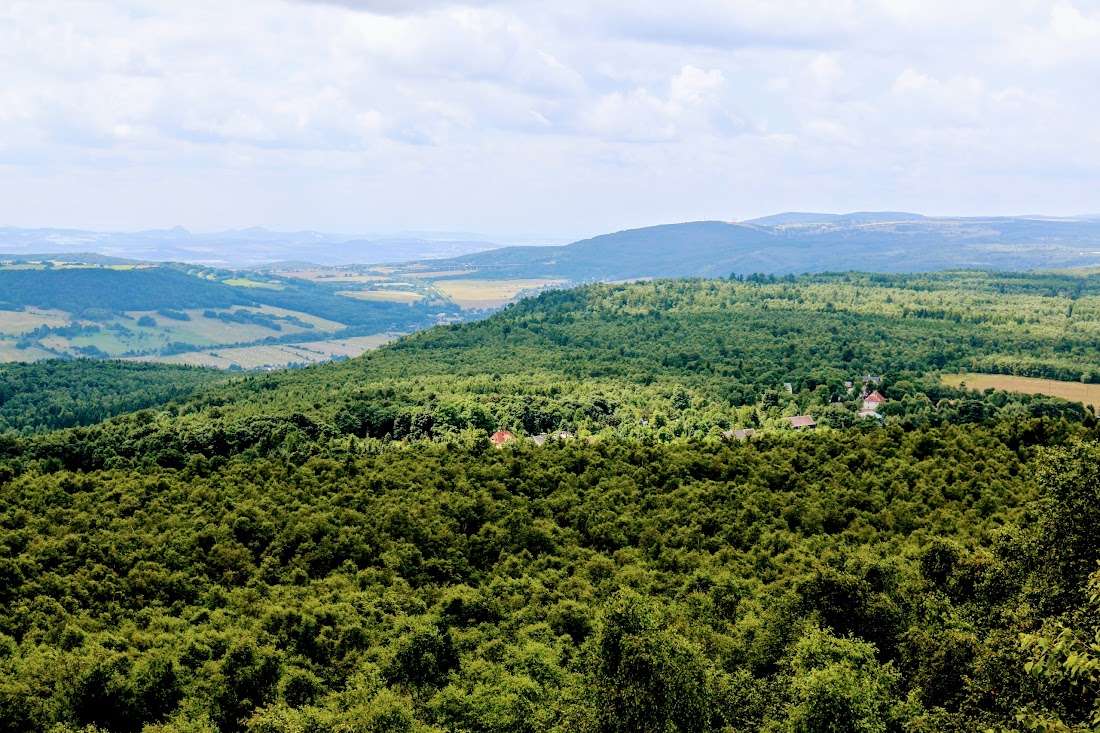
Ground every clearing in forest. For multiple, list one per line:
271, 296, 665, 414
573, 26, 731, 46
942, 372, 1100, 409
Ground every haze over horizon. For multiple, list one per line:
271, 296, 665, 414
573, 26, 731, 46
2, 2, 1099, 237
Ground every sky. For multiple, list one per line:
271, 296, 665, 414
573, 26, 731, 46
1, 0, 1098, 238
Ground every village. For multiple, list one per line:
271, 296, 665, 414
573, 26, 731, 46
485, 375, 891, 447
723, 374, 887, 439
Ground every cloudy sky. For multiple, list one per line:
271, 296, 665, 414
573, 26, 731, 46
1, 1, 1098, 238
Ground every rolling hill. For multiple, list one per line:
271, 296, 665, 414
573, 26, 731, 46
1, 271, 1099, 733
419, 215, 1100, 280
0, 263, 461, 367
0, 226, 506, 267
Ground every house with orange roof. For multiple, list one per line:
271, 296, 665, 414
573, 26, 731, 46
862, 391, 888, 412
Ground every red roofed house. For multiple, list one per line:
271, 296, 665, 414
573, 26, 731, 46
862, 391, 888, 412
491, 430, 517, 446
786, 415, 817, 430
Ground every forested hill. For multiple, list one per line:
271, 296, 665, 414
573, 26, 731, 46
0, 360, 231, 434
0, 267, 252, 313
16, 269, 1100, 472
425, 215, 1100, 279
2, 271, 1100, 733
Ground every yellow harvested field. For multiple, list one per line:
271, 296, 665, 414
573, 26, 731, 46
337, 290, 423, 303
0, 308, 71, 335
942, 372, 1100, 409
432, 279, 565, 309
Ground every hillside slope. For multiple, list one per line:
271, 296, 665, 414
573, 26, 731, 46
426, 216, 1100, 280
0, 360, 229, 434
16, 269, 1100, 473
0, 264, 461, 365
1, 271, 1099, 733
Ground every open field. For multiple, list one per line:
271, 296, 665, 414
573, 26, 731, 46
144, 333, 396, 370
0, 342, 56, 362
431, 278, 566, 309
0, 304, 352, 361
253, 305, 344, 332
290, 333, 397, 356
66, 331, 144, 357
224, 278, 284, 289
0, 308, 72, 335
148, 346, 319, 370
942, 372, 1100, 409
272, 268, 389, 283
130, 306, 345, 346
337, 290, 423, 303
404, 269, 478, 279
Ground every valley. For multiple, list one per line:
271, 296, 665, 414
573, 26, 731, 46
7, 213, 1100, 373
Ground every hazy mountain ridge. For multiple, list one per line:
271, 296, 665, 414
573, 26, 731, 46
744, 210, 930, 226
0, 226, 507, 267
6, 213, 1100, 275
421, 214, 1100, 280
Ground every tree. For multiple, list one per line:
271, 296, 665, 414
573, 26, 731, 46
785, 627, 900, 733
1032, 443, 1100, 614
1016, 563, 1100, 733
577, 590, 715, 733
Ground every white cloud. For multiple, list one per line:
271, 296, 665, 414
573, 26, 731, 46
0, 0, 1097, 233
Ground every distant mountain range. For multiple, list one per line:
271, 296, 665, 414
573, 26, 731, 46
418, 213, 1100, 280
743, 211, 930, 226
5, 213, 1100, 277
0, 226, 510, 267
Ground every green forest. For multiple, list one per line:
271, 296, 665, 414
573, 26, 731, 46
1, 270, 1099, 732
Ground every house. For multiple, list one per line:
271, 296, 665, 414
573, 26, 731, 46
844, 381, 854, 390
858, 409, 884, 420
490, 430, 516, 446
723, 428, 757, 440
862, 391, 888, 412
784, 382, 794, 393
529, 433, 548, 446
551, 431, 575, 441
861, 375, 883, 386
786, 415, 817, 430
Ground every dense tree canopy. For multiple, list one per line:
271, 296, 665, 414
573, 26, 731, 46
0, 271, 1099, 731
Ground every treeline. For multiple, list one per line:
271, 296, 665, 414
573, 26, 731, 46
6, 272, 1100, 473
